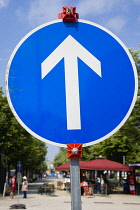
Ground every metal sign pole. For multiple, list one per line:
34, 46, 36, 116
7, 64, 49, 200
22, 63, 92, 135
18, 181, 20, 205
67, 144, 82, 210
17, 162, 22, 205
17, 172, 21, 205
70, 158, 82, 210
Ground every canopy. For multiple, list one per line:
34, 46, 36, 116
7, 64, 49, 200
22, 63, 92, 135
55, 157, 133, 171
55, 161, 87, 171
84, 156, 133, 171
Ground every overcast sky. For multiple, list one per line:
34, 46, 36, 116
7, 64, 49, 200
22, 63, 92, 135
0, 0, 140, 161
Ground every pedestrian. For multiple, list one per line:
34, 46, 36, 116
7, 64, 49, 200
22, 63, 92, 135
21, 176, 28, 198
9, 175, 16, 199
38, 173, 42, 180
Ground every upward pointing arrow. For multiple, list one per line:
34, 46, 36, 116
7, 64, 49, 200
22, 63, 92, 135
41, 35, 102, 130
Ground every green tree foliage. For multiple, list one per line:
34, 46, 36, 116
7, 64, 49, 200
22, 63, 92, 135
35, 161, 47, 173
82, 47, 140, 164
53, 148, 68, 167
0, 87, 47, 171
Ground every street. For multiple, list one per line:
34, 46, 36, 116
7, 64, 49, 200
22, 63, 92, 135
0, 177, 140, 210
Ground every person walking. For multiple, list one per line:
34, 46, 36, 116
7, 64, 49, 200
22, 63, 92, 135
9, 175, 16, 199
21, 176, 28, 198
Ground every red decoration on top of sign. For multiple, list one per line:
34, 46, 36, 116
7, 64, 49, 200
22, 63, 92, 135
67, 144, 82, 159
58, 7, 79, 22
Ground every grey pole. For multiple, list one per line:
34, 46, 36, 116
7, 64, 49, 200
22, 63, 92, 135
18, 181, 20, 205
70, 158, 82, 210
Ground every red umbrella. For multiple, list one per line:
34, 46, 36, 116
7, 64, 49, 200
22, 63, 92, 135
55, 161, 88, 171
84, 156, 133, 171
55, 157, 132, 171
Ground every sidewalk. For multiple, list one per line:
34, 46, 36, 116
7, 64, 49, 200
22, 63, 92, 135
0, 177, 140, 210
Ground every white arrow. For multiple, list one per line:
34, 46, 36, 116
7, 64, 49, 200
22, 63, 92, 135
41, 35, 102, 130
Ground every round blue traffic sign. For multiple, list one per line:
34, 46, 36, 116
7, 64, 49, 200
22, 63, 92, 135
6, 19, 138, 147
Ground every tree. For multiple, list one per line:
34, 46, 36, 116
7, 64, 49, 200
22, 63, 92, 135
35, 161, 47, 173
53, 148, 68, 167
0, 86, 47, 193
82, 47, 140, 164
0, 87, 47, 172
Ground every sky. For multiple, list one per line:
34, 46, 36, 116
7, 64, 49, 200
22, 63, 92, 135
0, 0, 140, 161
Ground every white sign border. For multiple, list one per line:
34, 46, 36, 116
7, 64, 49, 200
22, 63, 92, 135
5, 19, 138, 148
